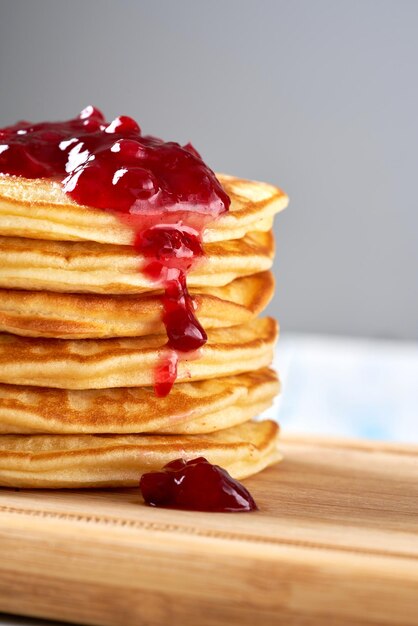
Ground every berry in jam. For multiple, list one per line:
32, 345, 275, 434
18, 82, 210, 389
139, 457, 258, 512
0, 106, 230, 395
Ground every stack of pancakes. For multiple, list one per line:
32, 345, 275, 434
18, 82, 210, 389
0, 174, 288, 488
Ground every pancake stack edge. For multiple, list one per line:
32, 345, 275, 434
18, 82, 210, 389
0, 173, 288, 488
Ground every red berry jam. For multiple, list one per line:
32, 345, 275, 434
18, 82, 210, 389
0, 106, 230, 395
139, 457, 258, 512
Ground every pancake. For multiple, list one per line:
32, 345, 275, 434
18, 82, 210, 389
0, 230, 273, 294
0, 173, 288, 245
0, 368, 279, 434
0, 419, 281, 488
0, 271, 274, 339
0, 317, 277, 389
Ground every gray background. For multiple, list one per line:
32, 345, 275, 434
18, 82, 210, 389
0, 0, 417, 340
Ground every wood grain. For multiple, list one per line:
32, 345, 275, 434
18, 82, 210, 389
0, 436, 417, 626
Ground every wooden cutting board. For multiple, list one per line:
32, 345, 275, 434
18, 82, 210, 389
0, 435, 417, 626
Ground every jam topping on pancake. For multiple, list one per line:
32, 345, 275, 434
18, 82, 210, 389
0, 106, 229, 216
0, 106, 230, 395
140, 456, 258, 512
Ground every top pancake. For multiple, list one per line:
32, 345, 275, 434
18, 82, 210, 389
0, 173, 288, 244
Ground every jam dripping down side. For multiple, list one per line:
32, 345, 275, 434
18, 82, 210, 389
139, 457, 258, 512
0, 106, 230, 396
135, 225, 207, 396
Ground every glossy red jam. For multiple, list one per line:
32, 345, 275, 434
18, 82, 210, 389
0, 106, 230, 395
139, 457, 258, 512
0, 106, 229, 216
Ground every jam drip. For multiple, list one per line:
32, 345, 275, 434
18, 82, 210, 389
136, 225, 207, 396
0, 106, 230, 395
139, 457, 258, 512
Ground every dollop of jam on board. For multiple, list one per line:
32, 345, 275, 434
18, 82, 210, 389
139, 457, 258, 512
0, 106, 230, 395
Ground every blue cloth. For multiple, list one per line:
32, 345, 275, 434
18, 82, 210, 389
265, 334, 418, 443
